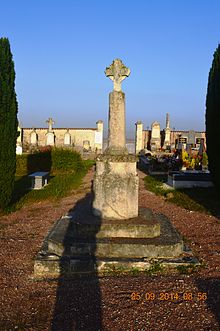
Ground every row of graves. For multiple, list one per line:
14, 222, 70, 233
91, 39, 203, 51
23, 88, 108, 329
139, 139, 213, 189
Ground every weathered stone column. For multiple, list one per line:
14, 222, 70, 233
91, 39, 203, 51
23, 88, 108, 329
93, 59, 139, 220
106, 91, 127, 155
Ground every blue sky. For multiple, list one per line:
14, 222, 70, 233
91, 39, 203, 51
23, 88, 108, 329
1, 0, 220, 138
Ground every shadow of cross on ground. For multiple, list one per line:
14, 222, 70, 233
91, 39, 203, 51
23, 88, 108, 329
51, 188, 103, 331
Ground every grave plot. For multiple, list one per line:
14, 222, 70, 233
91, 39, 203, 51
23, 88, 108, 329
167, 170, 214, 189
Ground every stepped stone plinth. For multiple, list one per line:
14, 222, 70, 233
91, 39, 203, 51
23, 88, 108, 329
34, 204, 190, 277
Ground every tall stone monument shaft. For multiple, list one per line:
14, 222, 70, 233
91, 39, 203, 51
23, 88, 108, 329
107, 92, 126, 154
105, 59, 130, 155
93, 59, 139, 220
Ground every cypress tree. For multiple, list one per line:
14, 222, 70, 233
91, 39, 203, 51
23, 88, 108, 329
0, 38, 18, 209
205, 44, 220, 191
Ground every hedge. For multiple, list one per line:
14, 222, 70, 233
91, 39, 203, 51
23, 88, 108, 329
16, 148, 83, 176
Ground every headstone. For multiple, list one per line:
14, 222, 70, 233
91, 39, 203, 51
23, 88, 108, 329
151, 121, 161, 151
93, 59, 138, 219
64, 129, 71, 145
46, 132, 55, 146
46, 117, 55, 146
30, 128, 37, 145
188, 130, 195, 145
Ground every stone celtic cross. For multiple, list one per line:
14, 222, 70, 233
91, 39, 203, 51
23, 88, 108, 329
105, 59, 130, 92
46, 117, 55, 132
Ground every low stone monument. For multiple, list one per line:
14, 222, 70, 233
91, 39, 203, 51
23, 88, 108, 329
93, 59, 138, 220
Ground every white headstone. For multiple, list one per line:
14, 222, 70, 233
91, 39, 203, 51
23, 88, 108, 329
64, 131, 71, 145
30, 131, 37, 144
46, 132, 55, 146
151, 122, 160, 138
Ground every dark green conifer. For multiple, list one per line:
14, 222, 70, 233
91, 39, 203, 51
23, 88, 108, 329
206, 44, 220, 191
0, 38, 18, 209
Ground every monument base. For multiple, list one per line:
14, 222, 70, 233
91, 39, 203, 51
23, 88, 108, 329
92, 154, 139, 220
34, 205, 199, 278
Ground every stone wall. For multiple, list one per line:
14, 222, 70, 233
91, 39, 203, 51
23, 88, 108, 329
19, 120, 104, 152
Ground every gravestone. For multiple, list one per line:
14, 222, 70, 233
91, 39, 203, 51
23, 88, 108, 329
45, 117, 55, 146
151, 121, 161, 151
92, 59, 139, 219
188, 130, 195, 145
46, 132, 55, 146
30, 128, 37, 145
64, 129, 71, 145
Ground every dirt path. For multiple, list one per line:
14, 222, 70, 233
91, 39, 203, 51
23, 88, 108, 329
0, 168, 220, 330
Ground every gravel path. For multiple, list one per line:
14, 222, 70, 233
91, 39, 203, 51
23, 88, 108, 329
0, 168, 220, 331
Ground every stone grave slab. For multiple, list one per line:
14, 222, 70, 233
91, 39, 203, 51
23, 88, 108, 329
167, 170, 214, 189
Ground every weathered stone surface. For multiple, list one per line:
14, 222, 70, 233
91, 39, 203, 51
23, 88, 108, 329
93, 159, 139, 219
46, 209, 161, 243
105, 91, 128, 155
97, 154, 137, 162
47, 214, 183, 258
34, 211, 195, 278
105, 58, 130, 92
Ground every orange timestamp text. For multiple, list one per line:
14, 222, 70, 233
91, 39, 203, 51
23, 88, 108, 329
131, 292, 208, 301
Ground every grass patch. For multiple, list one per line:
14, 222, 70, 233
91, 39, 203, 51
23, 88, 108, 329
144, 175, 219, 214
3, 158, 94, 214
176, 264, 200, 274
130, 267, 141, 276
145, 261, 164, 275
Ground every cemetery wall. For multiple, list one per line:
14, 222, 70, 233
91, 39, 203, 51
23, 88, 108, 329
19, 120, 104, 152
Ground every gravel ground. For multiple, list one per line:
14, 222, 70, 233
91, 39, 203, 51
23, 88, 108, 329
0, 168, 220, 331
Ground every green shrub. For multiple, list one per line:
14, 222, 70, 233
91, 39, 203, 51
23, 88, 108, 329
51, 148, 83, 172
16, 148, 83, 176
